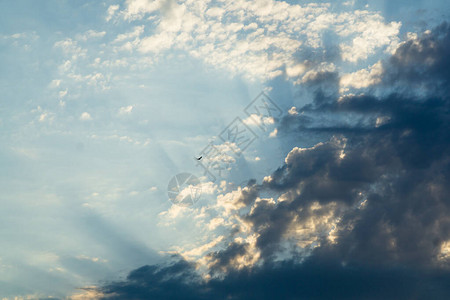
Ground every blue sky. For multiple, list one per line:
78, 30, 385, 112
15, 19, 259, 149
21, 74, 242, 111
1, 0, 450, 299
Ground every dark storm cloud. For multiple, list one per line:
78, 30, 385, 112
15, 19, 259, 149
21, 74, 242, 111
386, 22, 450, 93
100, 258, 450, 300
207, 242, 249, 273
98, 22, 450, 299
100, 259, 209, 300
260, 22, 450, 268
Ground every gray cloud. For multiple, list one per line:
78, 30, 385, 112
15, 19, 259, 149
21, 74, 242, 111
98, 22, 450, 299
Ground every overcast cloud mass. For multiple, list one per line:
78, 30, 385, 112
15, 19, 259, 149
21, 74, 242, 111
1, 0, 450, 299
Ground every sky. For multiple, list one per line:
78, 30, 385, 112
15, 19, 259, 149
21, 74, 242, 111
1, 0, 450, 299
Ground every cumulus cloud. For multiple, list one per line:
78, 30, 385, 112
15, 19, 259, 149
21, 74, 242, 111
95, 22, 450, 300
339, 13, 401, 62
243, 114, 275, 128
110, 0, 401, 80
340, 60, 383, 91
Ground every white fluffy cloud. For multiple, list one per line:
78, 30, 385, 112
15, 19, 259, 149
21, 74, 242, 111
338, 12, 401, 62
50, 0, 403, 98
111, 0, 401, 80
340, 60, 384, 90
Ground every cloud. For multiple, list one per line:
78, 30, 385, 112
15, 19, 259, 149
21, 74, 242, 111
110, 0, 401, 80
112, 25, 144, 44
339, 13, 401, 62
264, 22, 450, 269
98, 257, 450, 300
95, 22, 450, 299
71, 287, 105, 300
76, 30, 106, 41
269, 128, 277, 138
48, 79, 61, 89
118, 105, 134, 115
243, 114, 275, 128
0, 31, 39, 50
340, 60, 383, 91
54, 38, 86, 60
122, 0, 163, 21
80, 112, 92, 121
58, 89, 68, 98
106, 4, 120, 22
